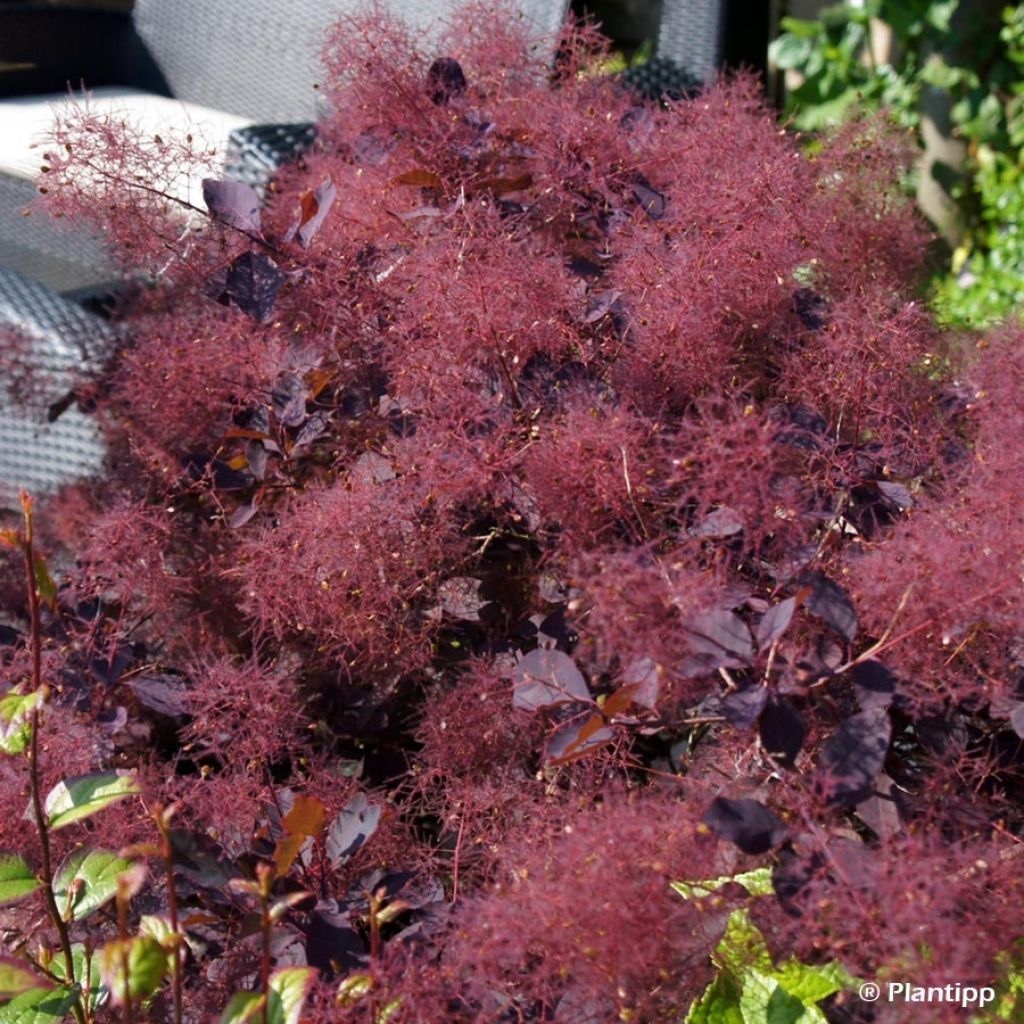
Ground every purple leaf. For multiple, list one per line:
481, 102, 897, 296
801, 571, 858, 642
305, 900, 366, 974
223, 251, 286, 321
544, 714, 614, 764
1012, 703, 1024, 740
721, 685, 768, 729
271, 372, 307, 427
851, 660, 896, 711
683, 608, 754, 665
692, 506, 744, 539
427, 57, 467, 105
512, 649, 591, 712
436, 577, 486, 621
621, 656, 661, 710
702, 797, 788, 855
854, 773, 902, 841
168, 829, 235, 889
818, 707, 891, 807
759, 694, 805, 768
284, 179, 337, 248
631, 173, 667, 220
202, 179, 262, 234
875, 480, 914, 510
352, 130, 394, 167
229, 502, 259, 530
127, 674, 188, 718
326, 794, 381, 869
90, 644, 131, 685
293, 411, 331, 448
755, 597, 796, 651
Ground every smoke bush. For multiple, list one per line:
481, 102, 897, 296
1, 2, 1021, 1020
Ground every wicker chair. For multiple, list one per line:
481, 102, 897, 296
0, 0, 572, 296
0, 265, 111, 505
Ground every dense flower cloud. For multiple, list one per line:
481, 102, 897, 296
1, 3, 1021, 1020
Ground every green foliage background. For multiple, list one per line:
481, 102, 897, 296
771, 1, 1024, 328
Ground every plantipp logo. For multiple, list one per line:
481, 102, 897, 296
858, 981, 996, 1009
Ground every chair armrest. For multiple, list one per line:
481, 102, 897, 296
0, 4, 170, 98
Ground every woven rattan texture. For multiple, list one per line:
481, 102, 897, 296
133, 0, 573, 123
0, 174, 113, 295
0, 267, 112, 503
656, 0, 726, 84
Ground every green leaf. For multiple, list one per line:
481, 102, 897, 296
673, 866, 774, 900
0, 853, 40, 904
268, 890, 312, 924
0, 958, 52, 1000
772, 958, 854, 1005
713, 909, 773, 976
139, 915, 180, 952
0, 690, 43, 757
50, 945, 107, 1014
43, 772, 139, 831
337, 973, 374, 1006
0, 987, 77, 1024
739, 968, 823, 1024
219, 991, 265, 1024
778, 16, 825, 40
769, 33, 814, 70
99, 936, 167, 1006
267, 966, 317, 1024
52, 848, 133, 922
686, 971, 744, 1024
32, 556, 57, 613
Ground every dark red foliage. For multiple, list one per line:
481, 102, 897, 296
2, 4, 1022, 1021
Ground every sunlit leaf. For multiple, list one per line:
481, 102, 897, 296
0, 689, 43, 757
272, 834, 308, 877
267, 966, 317, 1024
139, 915, 182, 955
52, 848, 133, 921
49, 944, 107, 1014
284, 179, 337, 248
0, 853, 40, 904
269, 890, 313, 924
282, 795, 325, 837
43, 772, 139, 831
326, 794, 380, 869
0, 985, 77, 1024
0, 958, 52, 1000
544, 713, 614, 764
393, 169, 443, 189
32, 556, 57, 613
203, 179, 262, 234
99, 936, 167, 1006
672, 866, 775, 901
219, 991, 265, 1024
